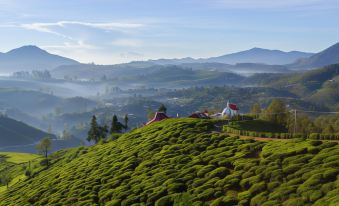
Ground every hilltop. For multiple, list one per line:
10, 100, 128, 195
0, 45, 79, 73
0, 118, 338, 205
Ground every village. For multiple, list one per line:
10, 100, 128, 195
146, 101, 239, 125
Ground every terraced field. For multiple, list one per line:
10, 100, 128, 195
0, 118, 338, 205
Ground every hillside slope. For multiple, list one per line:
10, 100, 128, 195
0, 119, 338, 206
291, 42, 339, 69
266, 64, 339, 110
0, 115, 54, 147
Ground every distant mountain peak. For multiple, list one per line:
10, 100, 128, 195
0, 45, 79, 72
7, 45, 48, 54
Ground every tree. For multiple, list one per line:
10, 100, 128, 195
262, 99, 287, 126
36, 137, 52, 166
323, 125, 335, 133
87, 115, 100, 143
158, 104, 167, 114
250, 103, 261, 119
98, 125, 109, 139
0, 168, 12, 188
124, 114, 129, 131
110, 115, 121, 133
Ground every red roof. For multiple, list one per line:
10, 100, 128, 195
146, 112, 169, 125
189, 112, 210, 119
229, 103, 239, 111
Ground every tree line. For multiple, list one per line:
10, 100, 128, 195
87, 114, 129, 143
250, 99, 338, 135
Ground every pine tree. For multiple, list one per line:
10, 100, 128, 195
158, 104, 167, 114
99, 125, 108, 139
124, 114, 129, 131
110, 115, 120, 133
87, 115, 100, 143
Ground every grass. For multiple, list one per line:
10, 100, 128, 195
0, 174, 27, 193
0, 152, 40, 164
0, 118, 338, 206
227, 120, 288, 133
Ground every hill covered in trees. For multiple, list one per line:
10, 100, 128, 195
0, 115, 55, 147
0, 118, 338, 205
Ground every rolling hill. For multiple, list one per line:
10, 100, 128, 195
0, 115, 55, 147
0, 45, 79, 73
0, 118, 338, 205
266, 64, 339, 110
290, 42, 339, 70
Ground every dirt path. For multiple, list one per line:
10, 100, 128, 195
230, 134, 339, 143
236, 135, 291, 142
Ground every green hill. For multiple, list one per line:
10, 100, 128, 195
0, 118, 338, 205
0, 115, 54, 147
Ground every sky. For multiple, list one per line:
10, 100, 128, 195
0, 0, 339, 64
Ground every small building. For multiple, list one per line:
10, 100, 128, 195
189, 110, 210, 119
222, 101, 239, 117
146, 112, 169, 125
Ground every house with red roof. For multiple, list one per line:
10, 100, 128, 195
146, 112, 169, 125
222, 101, 239, 117
189, 110, 210, 119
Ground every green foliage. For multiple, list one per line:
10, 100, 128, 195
158, 104, 167, 114
0, 118, 338, 205
261, 99, 287, 126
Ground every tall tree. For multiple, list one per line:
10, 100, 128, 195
123, 114, 129, 131
158, 104, 167, 114
36, 137, 52, 166
110, 115, 120, 133
87, 115, 100, 143
99, 125, 109, 139
262, 99, 287, 126
0, 167, 12, 188
250, 103, 261, 119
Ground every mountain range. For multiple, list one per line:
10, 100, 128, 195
1, 42, 339, 75
149, 48, 314, 65
0, 45, 79, 73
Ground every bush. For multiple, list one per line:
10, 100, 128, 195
39, 159, 49, 166
197, 188, 215, 201
197, 165, 216, 178
208, 167, 229, 179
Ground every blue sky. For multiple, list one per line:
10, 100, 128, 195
0, 0, 339, 64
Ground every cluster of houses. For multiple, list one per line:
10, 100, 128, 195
146, 101, 239, 125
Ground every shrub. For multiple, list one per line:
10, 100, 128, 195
208, 167, 229, 179
197, 188, 215, 201
249, 182, 266, 195
197, 165, 216, 178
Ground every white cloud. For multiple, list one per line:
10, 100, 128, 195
21, 21, 144, 33
42, 40, 98, 50
111, 39, 143, 47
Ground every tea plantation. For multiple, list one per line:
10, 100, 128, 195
0, 118, 338, 205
